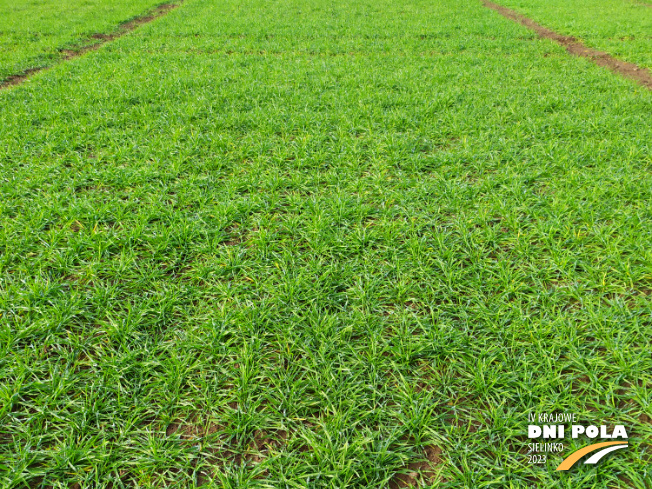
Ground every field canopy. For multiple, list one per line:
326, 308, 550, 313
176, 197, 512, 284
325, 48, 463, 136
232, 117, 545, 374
496, 0, 652, 70
0, 0, 651, 487
0, 0, 164, 81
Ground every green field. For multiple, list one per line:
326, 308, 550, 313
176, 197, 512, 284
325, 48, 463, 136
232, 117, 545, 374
1, 0, 651, 488
496, 0, 652, 70
0, 0, 165, 81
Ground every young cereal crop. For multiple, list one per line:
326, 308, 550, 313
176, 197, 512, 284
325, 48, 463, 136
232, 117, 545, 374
0, 0, 650, 487
0, 0, 173, 83
493, 0, 652, 70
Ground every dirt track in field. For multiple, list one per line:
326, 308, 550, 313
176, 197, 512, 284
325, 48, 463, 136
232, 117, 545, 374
0, 3, 180, 90
483, 0, 652, 90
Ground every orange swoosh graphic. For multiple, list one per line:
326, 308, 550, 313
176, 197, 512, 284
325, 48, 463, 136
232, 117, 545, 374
556, 441, 628, 471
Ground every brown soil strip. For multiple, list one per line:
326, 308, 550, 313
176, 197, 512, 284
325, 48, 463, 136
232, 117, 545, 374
1, 2, 180, 90
482, 1, 652, 89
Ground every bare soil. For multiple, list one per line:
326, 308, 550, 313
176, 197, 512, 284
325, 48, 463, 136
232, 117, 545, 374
389, 445, 443, 488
